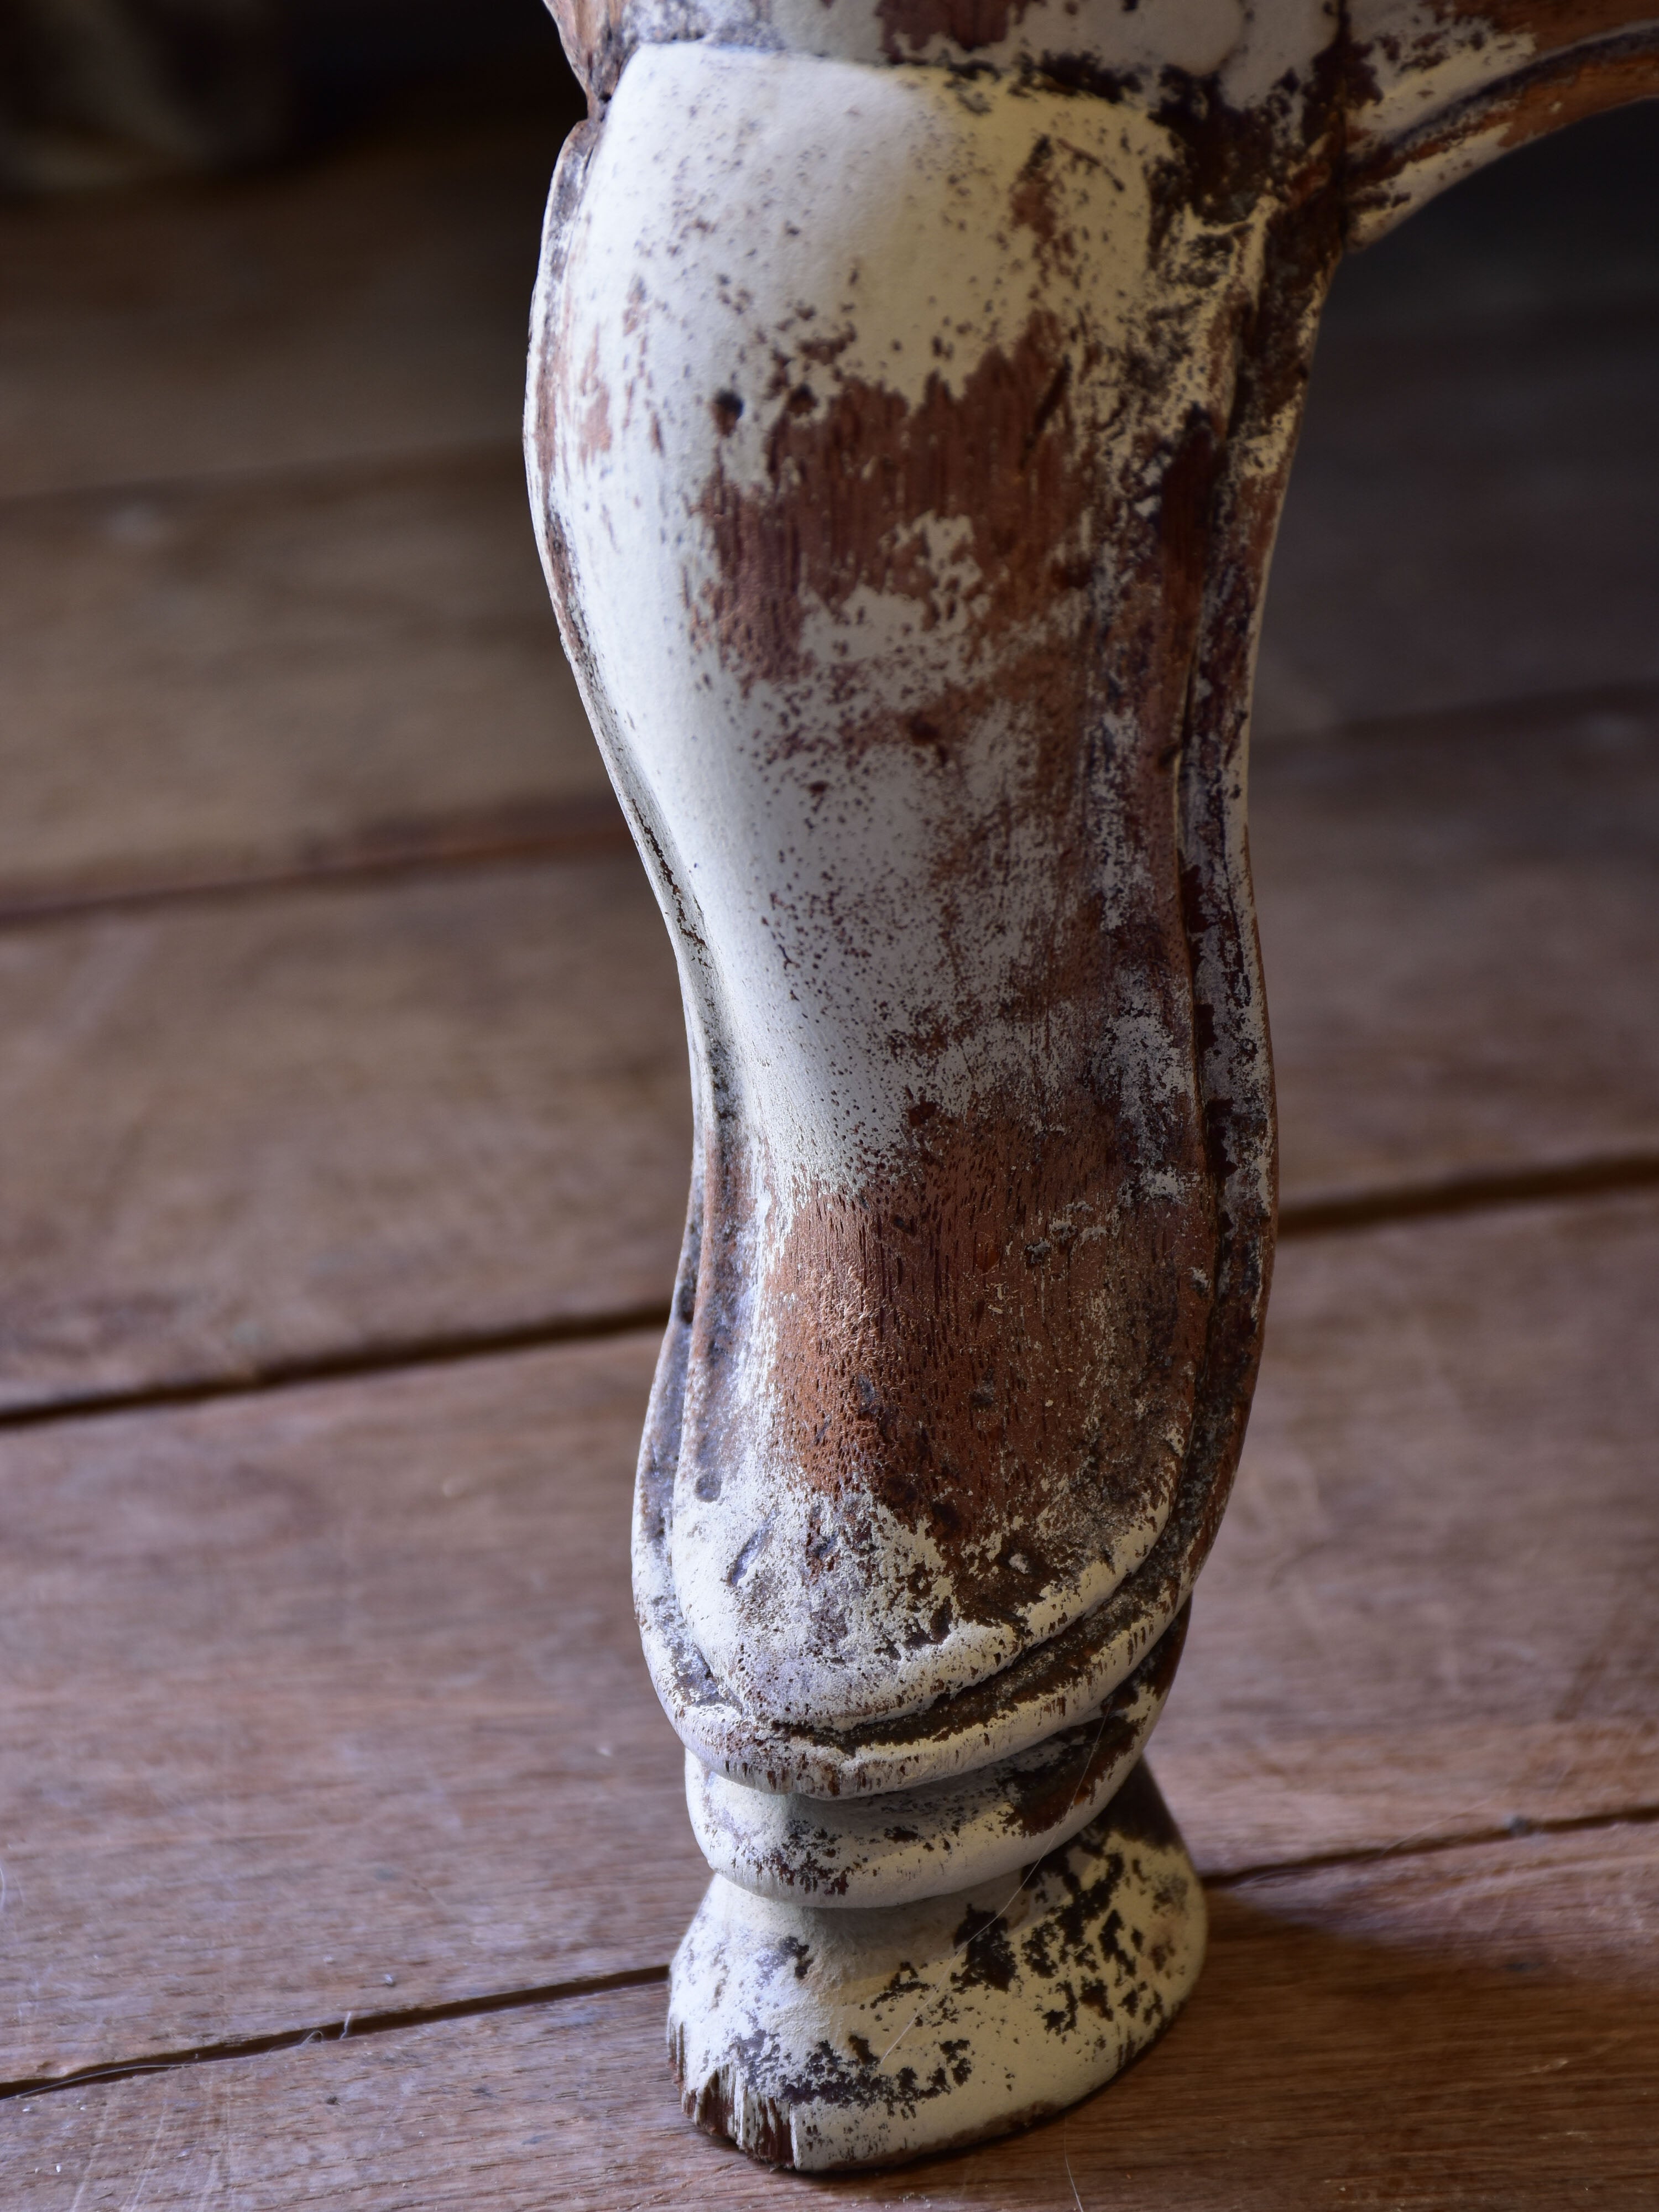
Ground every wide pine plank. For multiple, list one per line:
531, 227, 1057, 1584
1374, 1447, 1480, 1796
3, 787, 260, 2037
0, 689, 1649, 1410
3, 1198, 1652, 2080
0, 450, 609, 909
1259, 298, 1659, 734
9, 1824, 1653, 2209
1157, 1191, 1659, 1872
1255, 696, 1659, 1204
0, 112, 572, 503
0, 859, 687, 1410
0, 1334, 702, 2081
1255, 105, 1659, 737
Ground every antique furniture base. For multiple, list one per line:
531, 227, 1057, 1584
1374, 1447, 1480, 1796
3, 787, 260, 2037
531, 0, 1659, 2169
669, 1763, 1203, 2172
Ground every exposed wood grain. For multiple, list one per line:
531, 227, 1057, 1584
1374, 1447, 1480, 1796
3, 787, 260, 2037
0, 859, 687, 1410
1255, 696, 1659, 1205
0, 450, 612, 909
2, 1200, 1651, 2080
8, 1823, 1653, 2209
0, 114, 569, 504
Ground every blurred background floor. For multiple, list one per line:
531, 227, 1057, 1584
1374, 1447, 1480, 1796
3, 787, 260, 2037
0, 13, 1655, 2205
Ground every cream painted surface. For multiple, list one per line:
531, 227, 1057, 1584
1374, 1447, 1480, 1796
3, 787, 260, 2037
685, 1655, 1171, 1906
1345, 4, 1659, 243
585, 0, 1338, 108
530, 1, 1656, 2171
669, 1786, 1206, 2169
1349, 0, 1536, 150
550, 45, 1269, 1735
633, 1459, 1197, 1796
552, 46, 1246, 1188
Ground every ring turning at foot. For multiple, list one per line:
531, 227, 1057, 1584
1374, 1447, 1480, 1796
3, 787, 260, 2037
670, 1762, 1204, 2173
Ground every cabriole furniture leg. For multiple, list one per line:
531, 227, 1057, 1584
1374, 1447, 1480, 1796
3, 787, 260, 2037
526, 0, 1659, 2172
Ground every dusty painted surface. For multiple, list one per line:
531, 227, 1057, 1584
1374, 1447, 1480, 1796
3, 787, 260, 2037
525, 0, 1658, 2169
545, 0, 1339, 107
688, 1606, 1186, 1908
538, 0, 1659, 233
533, 43, 1325, 1773
670, 1761, 1206, 2171
1346, 3, 1659, 241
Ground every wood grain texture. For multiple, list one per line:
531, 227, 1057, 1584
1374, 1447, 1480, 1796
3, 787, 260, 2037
1157, 1191, 1659, 1874
7, 1824, 1654, 2208
0, 113, 569, 504
0, 687, 1646, 1412
3, 1200, 1651, 2080
0, 1334, 704, 2081
0, 450, 611, 909
1255, 697, 1659, 1204
0, 858, 687, 1410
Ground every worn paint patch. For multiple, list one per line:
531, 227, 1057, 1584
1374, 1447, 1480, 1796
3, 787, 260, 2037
670, 1099, 1212, 1729
688, 1610, 1186, 1907
544, 0, 1275, 106
533, 41, 1326, 1781
524, 0, 1656, 2171
695, 307, 1088, 688
669, 1762, 1205, 2170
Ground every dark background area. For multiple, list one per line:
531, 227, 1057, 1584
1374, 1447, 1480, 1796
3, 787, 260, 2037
0, 0, 584, 191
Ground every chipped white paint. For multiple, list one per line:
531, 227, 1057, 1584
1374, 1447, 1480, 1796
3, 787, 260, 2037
1346, 5, 1659, 243
546, 43, 1276, 1746
670, 1770, 1206, 2171
1346, 0, 1540, 240
1350, 0, 1538, 145
526, 0, 1658, 2169
634, 1470, 1198, 1799
686, 1626, 1177, 1907
561, 0, 1343, 108
636, 0, 1254, 77
552, 46, 1239, 1188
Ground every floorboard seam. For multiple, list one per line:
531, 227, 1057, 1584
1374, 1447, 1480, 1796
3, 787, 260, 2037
0, 1967, 670, 2105
0, 684, 1650, 937
2, 1155, 1656, 1438
0, 813, 635, 936
1257, 675, 1659, 754
1203, 1799, 1659, 1889
5, 1804, 1654, 2103
1278, 1154, 1659, 1238
0, 1303, 675, 1434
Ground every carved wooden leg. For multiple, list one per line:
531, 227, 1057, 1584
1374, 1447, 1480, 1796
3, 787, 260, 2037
525, 0, 1658, 2173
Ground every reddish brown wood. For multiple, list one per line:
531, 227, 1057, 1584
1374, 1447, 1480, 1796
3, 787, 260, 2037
8, 1825, 1653, 2209
0, 1335, 702, 2080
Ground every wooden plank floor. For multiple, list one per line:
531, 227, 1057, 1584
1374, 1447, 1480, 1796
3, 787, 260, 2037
1, 60, 1655, 2210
